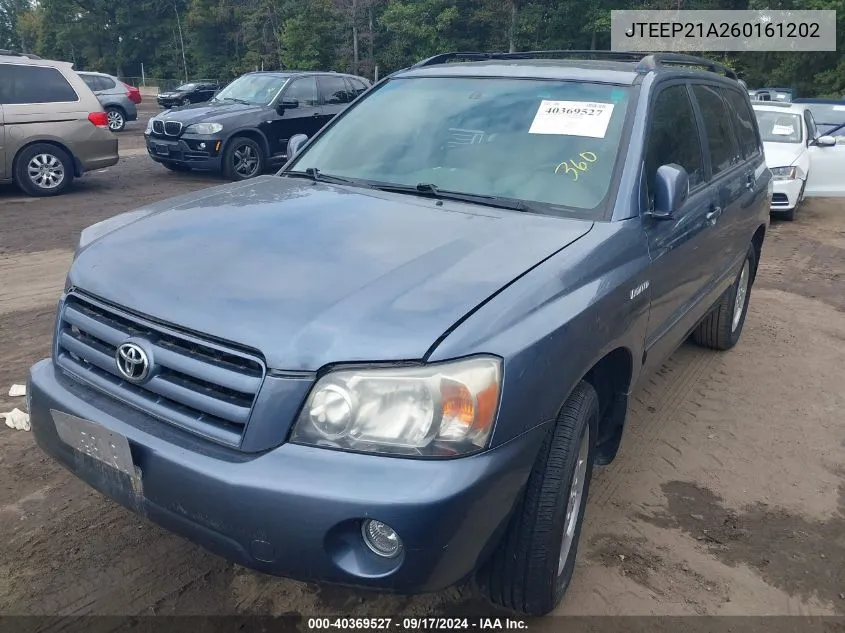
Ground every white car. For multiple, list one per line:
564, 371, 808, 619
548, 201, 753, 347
752, 102, 836, 220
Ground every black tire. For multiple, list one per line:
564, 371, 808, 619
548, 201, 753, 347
222, 136, 264, 181
162, 163, 192, 172
692, 244, 757, 351
14, 143, 74, 197
481, 381, 599, 616
781, 206, 796, 221
106, 107, 126, 132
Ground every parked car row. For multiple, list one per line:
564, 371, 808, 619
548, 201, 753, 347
752, 102, 844, 220
145, 71, 370, 180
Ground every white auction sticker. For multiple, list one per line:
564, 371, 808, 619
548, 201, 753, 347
529, 100, 615, 137
833, 105, 845, 111
771, 124, 795, 136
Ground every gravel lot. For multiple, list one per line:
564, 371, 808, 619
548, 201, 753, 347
0, 103, 843, 620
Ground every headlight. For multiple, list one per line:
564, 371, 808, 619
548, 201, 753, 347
185, 122, 223, 135
145, 118, 154, 134
290, 356, 502, 458
770, 166, 797, 180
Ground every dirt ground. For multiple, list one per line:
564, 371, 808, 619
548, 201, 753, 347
0, 106, 843, 620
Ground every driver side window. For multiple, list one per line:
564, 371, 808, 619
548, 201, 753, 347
645, 84, 704, 206
284, 77, 318, 107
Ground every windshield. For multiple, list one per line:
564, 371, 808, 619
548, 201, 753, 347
287, 77, 633, 217
214, 75, 287, 105
754, 110, 803, 144
175, 83, 196, 91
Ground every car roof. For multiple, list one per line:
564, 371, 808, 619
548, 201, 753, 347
390, 51, 743, 87
0, 52, 72, 68
751, 102, 807, 114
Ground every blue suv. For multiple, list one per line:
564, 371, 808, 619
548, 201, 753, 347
28, 51, 770, 615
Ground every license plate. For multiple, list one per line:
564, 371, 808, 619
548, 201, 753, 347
51, 410, 142, 493
155, 144, 170, 156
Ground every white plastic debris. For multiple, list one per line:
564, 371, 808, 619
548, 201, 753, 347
2, 408, 30, 431
8, 384, 26, 397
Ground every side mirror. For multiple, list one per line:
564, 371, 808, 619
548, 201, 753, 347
287, 134, 308, 160
813, 135, 837, 147
646, 164, 689, 220
278, 97, 299, 113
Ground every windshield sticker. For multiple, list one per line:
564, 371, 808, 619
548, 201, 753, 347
771, 124, 795, 135
554, 152, 599, 181
529, 100, 615, 138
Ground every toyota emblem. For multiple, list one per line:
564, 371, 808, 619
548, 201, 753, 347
116, 342, 150, 382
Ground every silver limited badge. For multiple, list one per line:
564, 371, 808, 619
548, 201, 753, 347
115, 342, 150, 382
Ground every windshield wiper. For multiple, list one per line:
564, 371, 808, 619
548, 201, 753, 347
371, 181, 535, 212
283, 168, 373, 188
219, 97, 251, 105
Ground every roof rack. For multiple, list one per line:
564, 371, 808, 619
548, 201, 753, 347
0, 48, 42, 59
411, 50, 739, 80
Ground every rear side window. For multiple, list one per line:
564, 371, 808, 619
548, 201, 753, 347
0, 64, 78, 104
645, 84, 704, 196
349, 78, 368, 96
80, 74, 99, 90
692, 85, 741, 176
98, 75, 116, 90
319, 75, 352, 104
722, 88, 760, 158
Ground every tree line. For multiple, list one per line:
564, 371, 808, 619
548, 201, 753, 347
2, 0, 844, 97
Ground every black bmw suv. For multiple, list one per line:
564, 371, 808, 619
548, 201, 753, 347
145, 71, 370, 180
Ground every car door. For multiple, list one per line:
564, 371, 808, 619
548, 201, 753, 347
719, 86, 768, 265
805, 111, 845, 196
267, 76, 322, 157
689, 83, 747, 287
641, 82, 720, 373
199, 84, 216, 102
317, 74, 353, 128
0, 103, 6, 180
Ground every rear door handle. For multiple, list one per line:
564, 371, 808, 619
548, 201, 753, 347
706, 205, 722, 223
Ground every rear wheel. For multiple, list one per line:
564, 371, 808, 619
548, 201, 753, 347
106, 107, 126, 132
222, 136, 264, 181
692, 244, 756, 351
14, 143, 74, 197
481, 381, 598, 615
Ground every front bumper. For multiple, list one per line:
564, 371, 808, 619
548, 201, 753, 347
145, 134, 223, 171
770, 177, 804, 211
28, 358, 545, 593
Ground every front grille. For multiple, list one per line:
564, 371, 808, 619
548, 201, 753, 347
55, 293, 265, 447
771, 192, 789, 206
152, 120, 164, 134
164, 121, 183, 136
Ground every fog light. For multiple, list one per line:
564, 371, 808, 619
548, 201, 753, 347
362, 519, 402, 558
198, 142, 207, 150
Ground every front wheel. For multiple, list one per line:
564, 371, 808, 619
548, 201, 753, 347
106, 107, 126, 132
692, 243, 756, 350
481, 381, 599, 615
222, 137, 264, 181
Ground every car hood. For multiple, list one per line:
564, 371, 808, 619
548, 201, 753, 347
762, 142, 805, 168
156, 101, 262, 124
69, 176, 593, 371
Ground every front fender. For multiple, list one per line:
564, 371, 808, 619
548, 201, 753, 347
428, 218, 651, 447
